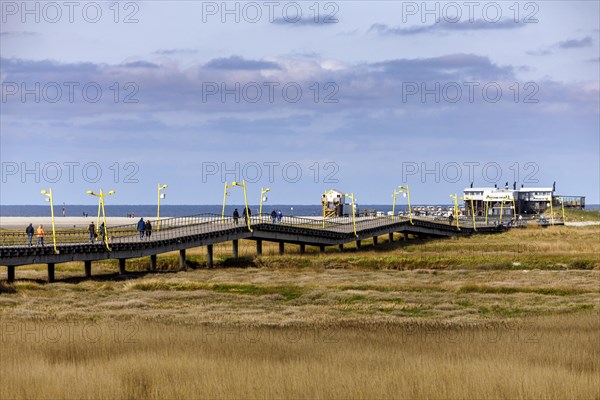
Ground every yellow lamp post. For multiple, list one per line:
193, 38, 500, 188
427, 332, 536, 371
259, 187, 270, 216
391, 186, 403, 220
549, 196, 555, 226
344, 192, 358, 236
558, 197, 565, 222
460, 195, 476, 231
40, 188, 59, 254
484, 195, 491, 224
221, 182, 235, 221
86, 189, 115, 250
232, 180, 251, 231
498, 195, 516, 225
398, 185, 413, 225
449, 194, 460, 229
157, 183, 167, 231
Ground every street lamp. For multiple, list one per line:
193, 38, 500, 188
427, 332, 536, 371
397, 185, 413, 225
549, 196, 555, 226
157, 183, 168, 231
498, 195, 516, 225
461, 195, 476, 231
259, 187, 270, 216
449, 194, 460, 229
86, 189, 115, 250
484, 195, 492, 224
40, 188, 59, 254
232, 180, 251, 231
221, 182, 234, 221
344, 192, 358, 236
557, 197, 565, 222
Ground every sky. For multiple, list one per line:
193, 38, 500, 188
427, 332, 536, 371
1, 0, 599, 207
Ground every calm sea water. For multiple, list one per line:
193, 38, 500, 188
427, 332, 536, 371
1, 204, 597, 217
0, 204, 401, 217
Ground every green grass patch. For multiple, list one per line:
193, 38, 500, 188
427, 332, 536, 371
126, 280, 304, 300
457, 285, 594, 296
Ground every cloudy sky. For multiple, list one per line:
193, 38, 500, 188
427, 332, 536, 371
1, 1, 598, 206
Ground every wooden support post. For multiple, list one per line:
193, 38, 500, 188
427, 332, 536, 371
404, 232, 408, 241
84, 260, 92, 277
356, 240, 361, 249
7, 266, 15, 283
373, 236, 378, 245
118, 259, 126, 275
279, 242, 285, 255
232, 240, 239, 259
179, 249, 186, 271
300, 243, 306, 254
338, 243, 344, 252
256, 240, 263, 256
47, 263, 55, 283
207, 245, 214, 268
319, 245, 325, 253
389, 232, 394, 242
150, 255, 157, 271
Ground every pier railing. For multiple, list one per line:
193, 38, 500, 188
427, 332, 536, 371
0, 213, 560, 248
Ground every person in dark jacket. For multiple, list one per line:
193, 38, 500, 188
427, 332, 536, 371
99, 222, 106, 243
88, 222, 96, 243
25, 223, 34, 246
145, 220, 152, 238
233, 209, 239, 225
270, 210, 277, 224
137, 218, 145, 239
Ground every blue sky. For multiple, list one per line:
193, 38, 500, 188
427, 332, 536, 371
1, 1, 598, 206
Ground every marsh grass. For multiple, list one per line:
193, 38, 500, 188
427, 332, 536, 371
0, 314, 598, 399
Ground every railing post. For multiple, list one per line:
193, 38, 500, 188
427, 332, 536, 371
47, 263, 55, 283
207, 245, 214, 268
232, 240, 239, 259
179, 249, 186, 271
84, 260, 92, 277
119, 259, 126, 275
256, 240, 262, 256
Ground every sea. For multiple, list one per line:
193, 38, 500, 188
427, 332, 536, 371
1, 204, 597, 217
2, 204, 431, 217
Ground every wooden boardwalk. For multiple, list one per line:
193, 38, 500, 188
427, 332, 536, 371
0, 214, 503, 282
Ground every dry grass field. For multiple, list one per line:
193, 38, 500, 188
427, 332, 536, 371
1, 225, 599, 398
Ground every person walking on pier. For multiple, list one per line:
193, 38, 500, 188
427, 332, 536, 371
88, 222, 96, 243
271, 210, 277, 224
448, 213, 454, 226
233, 209, 239, 225
276, 209, 283, 223
26, 223, 34, 246
137, 218, 145, 239
145, 220, 152, 238
99, 222, 106, 243
243, 207, 251, 222
36, 225, 45, 247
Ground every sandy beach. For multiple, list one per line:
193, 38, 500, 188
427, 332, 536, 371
0, 217, 141, 230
